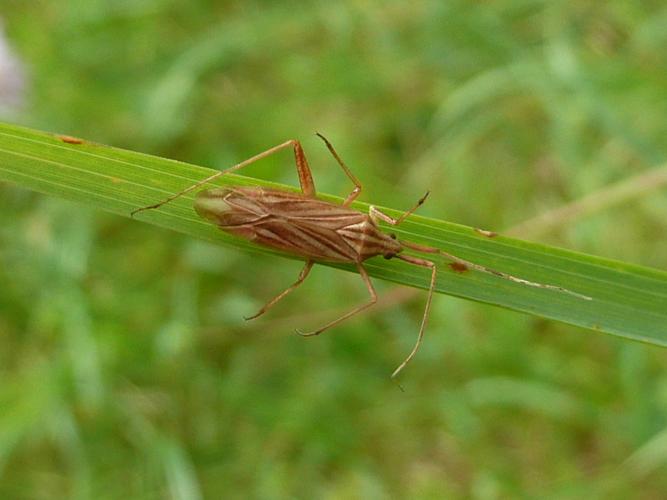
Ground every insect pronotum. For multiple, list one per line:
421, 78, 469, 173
132, 134, 591, 378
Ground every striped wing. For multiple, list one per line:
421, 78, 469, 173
195, 187, 375, 262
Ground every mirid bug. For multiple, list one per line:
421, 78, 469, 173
132, 135, 591, 378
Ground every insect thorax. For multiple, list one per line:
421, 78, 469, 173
337, 220, 402, 261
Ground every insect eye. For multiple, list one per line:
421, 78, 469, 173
389, 233, 397, 240
384, 252, 395, 260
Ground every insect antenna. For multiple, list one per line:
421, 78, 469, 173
401, 239, 593, 300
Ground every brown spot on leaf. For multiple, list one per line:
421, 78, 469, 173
449, 262, 468, 273
474, 228, 498, 238
59, 135, 83, 144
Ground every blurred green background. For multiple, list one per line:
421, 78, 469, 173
1, 1, 667, 498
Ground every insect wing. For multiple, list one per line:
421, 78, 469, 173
197, 187, 368, 262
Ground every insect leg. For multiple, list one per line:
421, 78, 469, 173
315, 133, 363, 207
296, 262, 377, 337
132, 139, 315, 217
244, 260, 314, 320
391, 254, 436, 379
369, 191, 430, 226
292, 140, 316, 197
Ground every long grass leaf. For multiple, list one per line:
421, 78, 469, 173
1, 122, 666, 345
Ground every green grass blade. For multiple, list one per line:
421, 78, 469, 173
1, 122, 666, 345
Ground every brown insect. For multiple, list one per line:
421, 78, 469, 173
132, 134, 590, 378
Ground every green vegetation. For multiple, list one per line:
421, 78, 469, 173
1, 1, 667, 498
2, 122, 667, 350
